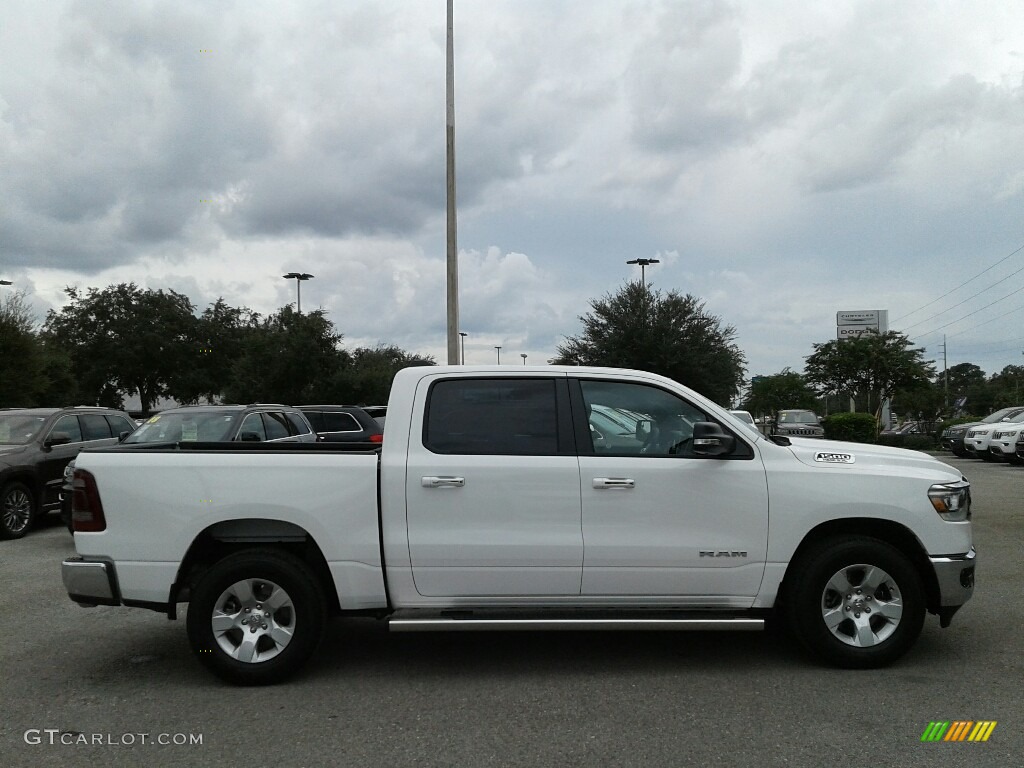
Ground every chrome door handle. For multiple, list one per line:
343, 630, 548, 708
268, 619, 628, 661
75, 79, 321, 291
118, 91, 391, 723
592, 477, 635, 490
421, 476, 466, 488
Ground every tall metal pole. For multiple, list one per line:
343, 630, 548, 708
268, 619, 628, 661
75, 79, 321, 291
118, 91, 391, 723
459, 331, 467, 365
445, 0, 460, 364
495, 346, 502, 364
942, 334, 948, 409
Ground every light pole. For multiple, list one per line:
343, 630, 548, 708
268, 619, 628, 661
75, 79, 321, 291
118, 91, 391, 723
494, 346, 502, 364
282, 272, 314, 313
626, 258, 660, 285
459, 331, 467, 365
521, 353, 527, 365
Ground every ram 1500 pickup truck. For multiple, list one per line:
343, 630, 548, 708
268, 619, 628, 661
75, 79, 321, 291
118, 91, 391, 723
63, 366, 976, 685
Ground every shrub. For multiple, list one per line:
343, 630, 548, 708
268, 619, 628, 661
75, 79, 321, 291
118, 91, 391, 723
822, 412, 877, 443
876, 434, 939, 451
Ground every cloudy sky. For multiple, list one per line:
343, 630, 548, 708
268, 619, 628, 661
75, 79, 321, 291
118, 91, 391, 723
3, 0, 1024, 383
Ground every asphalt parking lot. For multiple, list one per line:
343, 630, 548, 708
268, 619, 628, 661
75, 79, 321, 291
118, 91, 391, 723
1, 454, 1020, 767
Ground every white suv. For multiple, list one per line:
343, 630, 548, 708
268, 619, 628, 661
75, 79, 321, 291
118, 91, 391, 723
988, 422, 1024, 465
964, 419, 1024, 461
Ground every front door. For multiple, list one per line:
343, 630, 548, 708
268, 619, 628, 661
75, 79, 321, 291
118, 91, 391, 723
575, 379, 769, 605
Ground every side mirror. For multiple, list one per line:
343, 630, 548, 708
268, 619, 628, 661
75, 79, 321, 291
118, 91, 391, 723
691, 422, 735, 457
238, 431, 262, 442
44, 432, 72, 449
634, 419, 653, 440
118, 431, 131, 442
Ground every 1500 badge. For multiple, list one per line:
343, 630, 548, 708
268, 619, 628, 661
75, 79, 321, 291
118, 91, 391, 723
815, 452, 855, 464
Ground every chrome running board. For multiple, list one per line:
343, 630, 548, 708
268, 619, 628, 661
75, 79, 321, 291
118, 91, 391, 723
388, 617, 764, 632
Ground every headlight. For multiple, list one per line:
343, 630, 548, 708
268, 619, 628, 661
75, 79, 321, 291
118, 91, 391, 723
928, 479, 971, 522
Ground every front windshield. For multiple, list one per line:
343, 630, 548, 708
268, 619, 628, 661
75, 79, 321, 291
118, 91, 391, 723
123, 412, 237, 443
982, 407, 1024, 423
0, 414, 49, 444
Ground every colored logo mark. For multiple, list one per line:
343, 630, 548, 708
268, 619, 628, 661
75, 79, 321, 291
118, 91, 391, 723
921, 721, 997, 742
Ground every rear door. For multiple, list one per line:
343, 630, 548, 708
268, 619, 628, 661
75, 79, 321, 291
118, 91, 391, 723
404, 374, 583, 597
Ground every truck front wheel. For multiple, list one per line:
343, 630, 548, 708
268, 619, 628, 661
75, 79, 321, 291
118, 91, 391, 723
785, 536, 925, 669
186, 549, 327, 685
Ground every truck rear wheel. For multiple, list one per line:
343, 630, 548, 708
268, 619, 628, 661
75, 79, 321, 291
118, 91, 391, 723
785, 536, 925, 669
186, 549, 327, 685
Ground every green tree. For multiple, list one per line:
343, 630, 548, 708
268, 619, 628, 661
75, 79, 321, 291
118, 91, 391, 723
935, 362, 991, 414
168, 298, 262, 405
988, 365, 1024, 409
0, 290, 46, 406
223, 306, 349, 404
804, 332, 935, 426
552, 282, 746, 405
339, 345, 435, 404
741, 368, 818, 420
41, 283, 198, 413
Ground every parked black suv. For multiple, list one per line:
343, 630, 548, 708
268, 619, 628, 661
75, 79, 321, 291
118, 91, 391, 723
298, 405, 384, 443
0, 406, 137, 539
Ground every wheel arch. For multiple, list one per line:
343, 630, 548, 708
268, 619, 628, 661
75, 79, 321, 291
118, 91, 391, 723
778, 518, 941, 616
170, 519, 341, 617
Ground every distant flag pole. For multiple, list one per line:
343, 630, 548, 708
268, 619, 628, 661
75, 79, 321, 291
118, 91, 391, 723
446, 0, 461, 365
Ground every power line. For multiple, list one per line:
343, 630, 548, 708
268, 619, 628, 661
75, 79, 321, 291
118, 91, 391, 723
891, 241, 1024, 324
898, 260, 1024, 333
910, 286, 1024, 341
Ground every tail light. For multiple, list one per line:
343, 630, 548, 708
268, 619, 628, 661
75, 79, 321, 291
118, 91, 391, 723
72, 469, 107, 532
369, 433, 384, 444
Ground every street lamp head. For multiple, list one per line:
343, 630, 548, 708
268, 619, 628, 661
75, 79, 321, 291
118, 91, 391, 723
283, 272, 314, 281
0, 280, 12, 286
626, 258, 660, 268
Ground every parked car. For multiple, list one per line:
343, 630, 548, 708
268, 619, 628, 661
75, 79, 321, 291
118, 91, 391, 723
298, 406, 384, 443
121, 405, 317, 446
773, 409, 825, 438
941, 406, 1024, 457
729, 410, 760, 435
0, 406, 136, 539
987, 422, 1024, 465
963, 417, 1024, 461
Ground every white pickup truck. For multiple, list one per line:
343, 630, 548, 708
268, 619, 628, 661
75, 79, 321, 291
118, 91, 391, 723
63, 366, 976, 685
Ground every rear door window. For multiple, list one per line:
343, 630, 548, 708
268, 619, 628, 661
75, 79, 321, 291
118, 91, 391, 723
263, 412, 291, 440
80, 414, 113, 441
285, 412, 312, 436
425, 378, 561, 455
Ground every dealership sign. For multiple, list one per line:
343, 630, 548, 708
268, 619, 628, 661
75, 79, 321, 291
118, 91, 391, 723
837, 309, 888, 340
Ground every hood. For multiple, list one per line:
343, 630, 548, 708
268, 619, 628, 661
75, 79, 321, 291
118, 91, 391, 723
945, 421, 981, 434
0, 444, 28, 463
784, 437, 961, 481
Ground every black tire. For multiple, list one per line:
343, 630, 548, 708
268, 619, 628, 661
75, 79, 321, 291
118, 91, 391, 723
0, 481, 35, 540
1007, 454, 1022, 466
785, 536, 925, 669
186, 549, 327, 685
